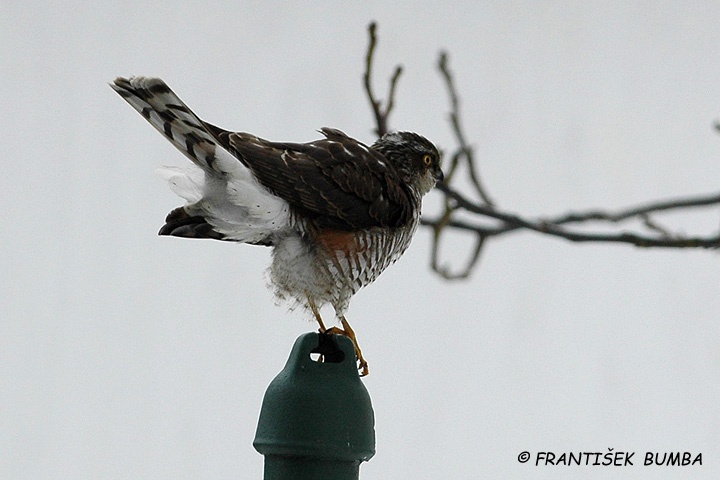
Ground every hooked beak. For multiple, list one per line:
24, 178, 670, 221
434, 167, 445, 184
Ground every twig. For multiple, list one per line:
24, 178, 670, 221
437, 52, 495, 207
363, 22, 403, 137
551, 191, 720, 223
425, 185, 720, 248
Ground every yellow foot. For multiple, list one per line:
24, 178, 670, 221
325, 317, 369, 377
306, 296, 368, 376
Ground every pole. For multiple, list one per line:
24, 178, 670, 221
254, 333, 375, 480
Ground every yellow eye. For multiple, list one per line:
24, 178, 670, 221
422, 154, 433, 166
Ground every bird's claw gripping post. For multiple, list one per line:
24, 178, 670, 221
322, 325, 369, 377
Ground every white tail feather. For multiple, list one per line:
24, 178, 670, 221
114, 76, 292, 244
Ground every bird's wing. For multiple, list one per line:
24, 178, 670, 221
111, 77, 413, 231
208, 126, 415, 230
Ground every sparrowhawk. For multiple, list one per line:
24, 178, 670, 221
111, 76, 443, 375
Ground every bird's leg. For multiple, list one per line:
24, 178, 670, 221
306, 297, 368, 375
342, 317, 369, 377
307, 296, 328, 332
307, 296, 329, 364
324, 316, 369, 377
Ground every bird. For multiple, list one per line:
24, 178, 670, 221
111, 76, 443, 376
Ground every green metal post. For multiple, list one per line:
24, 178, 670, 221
254, 333, 375, 480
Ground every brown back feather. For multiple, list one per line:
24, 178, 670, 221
204, 124, 414, 230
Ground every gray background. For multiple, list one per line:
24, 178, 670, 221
2, 1, 719, 479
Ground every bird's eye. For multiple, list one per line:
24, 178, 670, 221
422, 154, 433, 166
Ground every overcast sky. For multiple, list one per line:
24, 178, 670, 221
2, 2, 720, 479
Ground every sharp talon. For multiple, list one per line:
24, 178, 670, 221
307, 300, 370, 376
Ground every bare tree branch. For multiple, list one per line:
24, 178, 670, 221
437, 52, 495, 207
362, 23, 720, 279
550, 192, 720, 224
363, 22, 403, 137
426, 184, 720, 248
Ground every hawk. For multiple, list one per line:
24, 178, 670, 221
111, 77, 443, 375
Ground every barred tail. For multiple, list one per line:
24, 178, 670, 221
111, 76, 290, 246
110, 76, 220, 172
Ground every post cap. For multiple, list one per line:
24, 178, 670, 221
253, 332, 376, 463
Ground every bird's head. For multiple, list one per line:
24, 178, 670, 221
372, 131, 444, 196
